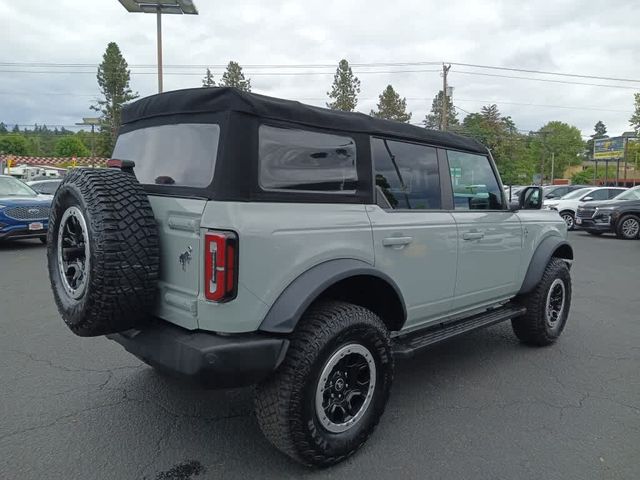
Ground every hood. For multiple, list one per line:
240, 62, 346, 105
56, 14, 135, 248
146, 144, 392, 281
579, 198, 640, 209
0, 195, 51, 205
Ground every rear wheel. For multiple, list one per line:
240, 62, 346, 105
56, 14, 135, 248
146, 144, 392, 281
512, 258, 572, 346
616, 214, 640, 240
255, 300, 393, 467
560, 211, 575, 230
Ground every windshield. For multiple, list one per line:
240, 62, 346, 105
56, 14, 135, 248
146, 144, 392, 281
615, 187, 640, 201
0, 177, 38, 197
560, 188, 593, 200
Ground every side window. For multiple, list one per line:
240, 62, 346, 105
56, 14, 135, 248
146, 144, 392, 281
588, 189, 609, 201
608, 189, 623, 199
259, 125, 357, 192
447, 150, 504, 210
371, 138, 441, 210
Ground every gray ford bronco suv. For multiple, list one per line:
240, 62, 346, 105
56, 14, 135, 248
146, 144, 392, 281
46, 87, 573, 467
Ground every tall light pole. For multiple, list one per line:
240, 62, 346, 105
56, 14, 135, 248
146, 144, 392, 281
75, 117, 101, 159
118, 1, 199, 93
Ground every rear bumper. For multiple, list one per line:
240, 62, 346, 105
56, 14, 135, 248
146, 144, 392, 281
107, 320, 289, 388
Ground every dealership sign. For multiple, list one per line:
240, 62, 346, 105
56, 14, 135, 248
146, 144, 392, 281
593, 137, 625, 160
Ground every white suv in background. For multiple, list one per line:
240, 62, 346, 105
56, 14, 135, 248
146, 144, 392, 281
545, 186, 627, 229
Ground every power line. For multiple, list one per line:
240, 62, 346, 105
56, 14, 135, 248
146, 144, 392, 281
447, 62, 640, 84
453, 70, 640, 90
0, 68, 441, 76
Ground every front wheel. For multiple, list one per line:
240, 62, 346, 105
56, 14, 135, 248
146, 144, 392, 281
560, 211, 575, 230
255, 300, 393, 467
616, 214, 640, 240
512, 258, 572, 346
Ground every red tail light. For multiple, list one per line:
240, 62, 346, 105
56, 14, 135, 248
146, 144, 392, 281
204, 231, 238, 302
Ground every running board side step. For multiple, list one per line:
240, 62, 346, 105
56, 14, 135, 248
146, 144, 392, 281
392, 304, 526, 359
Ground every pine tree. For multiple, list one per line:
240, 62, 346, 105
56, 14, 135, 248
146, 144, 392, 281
586, 120, 608, 158
423, 90, 458, 130
220, 61, 251, 91
480, 104, 501, 124
326, 59, 361, 112
91, 42, 138, 156
370, 85, 411, 123
11, 124, 20, 133
202, 68, 216, 87
630, 93, 640, 135
0, 122, 7, 134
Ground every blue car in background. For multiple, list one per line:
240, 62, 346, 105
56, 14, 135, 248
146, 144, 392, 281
0, 175, 52, 244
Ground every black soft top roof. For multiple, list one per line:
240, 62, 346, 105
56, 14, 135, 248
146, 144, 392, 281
122, 87, 487, 154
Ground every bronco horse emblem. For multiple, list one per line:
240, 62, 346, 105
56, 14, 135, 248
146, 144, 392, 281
178, 246, 193, 271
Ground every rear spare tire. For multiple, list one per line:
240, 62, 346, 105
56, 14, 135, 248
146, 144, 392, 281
47, 168, 160, 337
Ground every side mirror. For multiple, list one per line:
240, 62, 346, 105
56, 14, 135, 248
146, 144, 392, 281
582, 196, 593, 202
518, 186, 543, 210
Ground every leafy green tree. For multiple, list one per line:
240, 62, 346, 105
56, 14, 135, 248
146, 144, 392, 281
0, 134, 31, 155
0, 122, 7, 134
585, 120, 608, 159
91, 42, 138, 156
423, 90, 458, 130
571, 165, 617, 184
630, 93, 640, 135
202, 68, 216, 87
326, 59, 361, 112
220, 61, 251, 91
370, 85, 411, 123
529, 121, 584, 181
54, 136, 90, 157
460, 105, 534, 184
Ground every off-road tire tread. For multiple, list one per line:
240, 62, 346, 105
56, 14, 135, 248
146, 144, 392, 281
47, 168, 159, 336
512, 257, 571, 346
254, 300, 392, 467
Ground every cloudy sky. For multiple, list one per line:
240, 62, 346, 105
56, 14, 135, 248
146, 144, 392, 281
1, 0, 639, 137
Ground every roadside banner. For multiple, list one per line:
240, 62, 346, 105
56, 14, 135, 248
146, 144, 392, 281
594, 137, 625, 160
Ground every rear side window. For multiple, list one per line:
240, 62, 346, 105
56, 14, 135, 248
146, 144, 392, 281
112, 123, 220, 187
259, 125, 357, 192
371, 138, 441, 210
447, 150, 504, 210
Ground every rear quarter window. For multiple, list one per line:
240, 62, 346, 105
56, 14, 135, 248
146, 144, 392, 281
258, 125, 357, 192
112, 123, 220, 187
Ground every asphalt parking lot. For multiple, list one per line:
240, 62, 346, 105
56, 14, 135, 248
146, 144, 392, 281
1, 232, 638, 480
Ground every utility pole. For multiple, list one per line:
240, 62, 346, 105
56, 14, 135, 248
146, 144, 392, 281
441, 63, 451, 131
550, 151, 555, 185
156, 6, 163, 93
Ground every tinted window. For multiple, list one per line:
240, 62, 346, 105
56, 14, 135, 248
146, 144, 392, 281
371, 138, 441, 210
608, 189, 624, 199
259, 125, 357, 192
112, 124, 220, 187
586, 189, 609, 201
447, 150, 504, 210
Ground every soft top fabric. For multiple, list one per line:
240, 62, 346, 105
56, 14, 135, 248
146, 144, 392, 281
122, 87, 487, 154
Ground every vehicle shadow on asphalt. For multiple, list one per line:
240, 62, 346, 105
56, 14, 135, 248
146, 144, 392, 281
0, 239, 45, 251
107, 323, 528, 479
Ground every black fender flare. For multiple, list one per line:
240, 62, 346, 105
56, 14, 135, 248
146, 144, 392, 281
518, 236, 573, 295
258, 259, 407, 334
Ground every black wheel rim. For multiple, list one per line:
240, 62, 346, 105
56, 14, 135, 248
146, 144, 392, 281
315, 344, 376, 433
545, 278, 566, 328
57, 206, 90, 299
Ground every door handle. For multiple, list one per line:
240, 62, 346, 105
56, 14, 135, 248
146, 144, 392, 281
382, 236, 413, 247
462, 231, 485, 241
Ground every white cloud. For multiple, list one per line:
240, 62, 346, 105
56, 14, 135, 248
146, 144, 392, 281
1, 0, 638, 137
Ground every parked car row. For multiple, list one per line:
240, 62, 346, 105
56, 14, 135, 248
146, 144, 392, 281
0, 175, 53, 243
